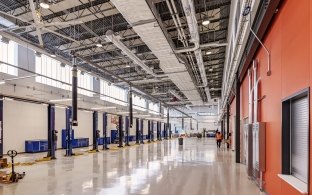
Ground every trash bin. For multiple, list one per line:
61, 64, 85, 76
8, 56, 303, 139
178, 137, 183, 145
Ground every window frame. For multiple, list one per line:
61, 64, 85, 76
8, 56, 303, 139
281, 88, 310, 186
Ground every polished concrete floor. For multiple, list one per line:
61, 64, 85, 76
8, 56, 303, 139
0, 138, 263, 195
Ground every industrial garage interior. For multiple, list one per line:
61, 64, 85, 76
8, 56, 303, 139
0, 0, 309, 195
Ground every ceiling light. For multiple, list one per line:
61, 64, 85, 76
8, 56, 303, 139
202, 16, 210, 26
40, 0, 50, 9
0, 81, 5, 85
209, 68, 213, 71
50, 53, 56, 58
125, 64, 130, 68
50, 98, 72, 102
117, 111, 137, 114
210, 80, 214, 83
131, 48, 137, 53
96, 40, 103, 47
91, 106, 116, 110
206, 51, 212, 55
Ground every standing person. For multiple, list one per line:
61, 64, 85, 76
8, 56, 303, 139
216, 132, 222, 149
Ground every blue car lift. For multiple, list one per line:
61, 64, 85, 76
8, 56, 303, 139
118, 115, 123, 148
65, 106, 73, 156
93, 111, 99, 151
135, 118, 140, 144
47, 104, 56, 159
103, 112, 109, 150
147, 120, 151, 143
125, 116, 130, 146
140, 119, 144, 144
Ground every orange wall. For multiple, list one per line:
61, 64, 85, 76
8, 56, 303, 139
237, 0, 311, 194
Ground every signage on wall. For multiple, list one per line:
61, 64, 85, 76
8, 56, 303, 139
111, 115, 119, 125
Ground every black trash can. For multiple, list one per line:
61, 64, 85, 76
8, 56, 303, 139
178, 137, 183, 145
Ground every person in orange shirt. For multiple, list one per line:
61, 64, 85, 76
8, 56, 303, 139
216, 132, 222, 148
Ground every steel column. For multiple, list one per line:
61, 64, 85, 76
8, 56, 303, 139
129, 88, 133, 128
235, 74, 241, 163
47, 104, 56, 159
72, 56, 78, 126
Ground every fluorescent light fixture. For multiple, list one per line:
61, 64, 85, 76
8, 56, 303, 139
135, 114, 151, 117
0, 81, 5, 85
4, 97, 13, 101
117, 111, 137, 114
40, 0, 50, 9
50, 98, 72, 102
206, 51, 212, 55
55, 105, 66, 109
210, 80, 214, 83
209, 68, 213, 71
125, 64, 130, 68
202, 16, 210, 26
91, 106, 116, 110
50, 54, 56, 58
96, 40, 103, 47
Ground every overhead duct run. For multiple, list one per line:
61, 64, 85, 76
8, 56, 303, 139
181, 0, 211, 100
174, 42, 228, 54
115, 77, 170, 85
110, 0, 203, 105
106, 30, 164, 78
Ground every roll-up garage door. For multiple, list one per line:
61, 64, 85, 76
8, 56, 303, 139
291, 95, 309, 183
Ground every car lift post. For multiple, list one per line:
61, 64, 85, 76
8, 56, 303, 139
118, 115, 123, 148
151, 121, 154, 142
125, 116, 130, 146
47, 104, 56, 159
148, 120, 151, 143
157, 121, 160, 141
103, 112, 109, 150
65, 106, 73, 156
140, 119, 144, 144
136, 118, 140, 144
93, 111, 99, 151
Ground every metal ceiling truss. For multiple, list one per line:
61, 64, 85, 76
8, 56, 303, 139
0, 0, 232, 104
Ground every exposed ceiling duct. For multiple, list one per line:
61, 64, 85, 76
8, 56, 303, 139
174, 42, 228, 54
181, 0, 211, 100
110, 0, 203, 105
105, 30, 163, 78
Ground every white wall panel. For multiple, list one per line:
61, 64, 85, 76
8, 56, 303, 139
98, 112, 103, 136
143, 120, 148, 135
55, 107, 66, 149
3, 100, 48, 153
75, 110, 93, 145
130, 118, 136, 135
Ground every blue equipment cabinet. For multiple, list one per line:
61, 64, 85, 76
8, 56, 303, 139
25, 140, 48, 153
111, 130, 118, 143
